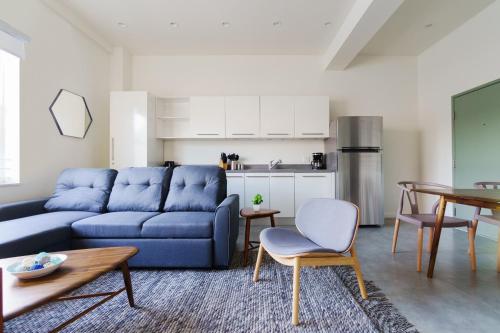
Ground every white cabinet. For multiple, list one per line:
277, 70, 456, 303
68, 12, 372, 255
110, 91, 163, 169
260, 96, 294, 138
225, 96, 260, 138
190, 96, 226, 138
244, 173, 270, 209
227, 173, 245, 211
294, 173, 334, 213
270, 173, 295, 217
294, 96, 330, 138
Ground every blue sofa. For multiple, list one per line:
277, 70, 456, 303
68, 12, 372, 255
0, 166, 239, 268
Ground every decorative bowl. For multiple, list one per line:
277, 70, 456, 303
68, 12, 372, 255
6, 254, 67, 280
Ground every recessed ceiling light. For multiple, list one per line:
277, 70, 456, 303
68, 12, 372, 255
117, 22, 127, 28
425, 23, 433, 28
221, 21, 230, 28
169, 22, 179, 28
273, 21, 282, 27
324, 22, 332, 27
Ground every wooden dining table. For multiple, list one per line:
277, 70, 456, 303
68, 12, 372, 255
412, 188, 500, 278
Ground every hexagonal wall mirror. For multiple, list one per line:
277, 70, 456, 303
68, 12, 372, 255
49, 89, 92, 138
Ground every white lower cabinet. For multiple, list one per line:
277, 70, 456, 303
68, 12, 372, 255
226, 173, 245, 211
294, 173, 334, 214
244, 173, 270, 209
270, 173, 295, 217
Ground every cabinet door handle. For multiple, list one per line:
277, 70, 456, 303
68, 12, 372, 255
267, 133, 289, 136
227, 175, 244, 178
111, 137, 115, 161
302, 175, 327, 177
196, 133, 219, 136
301, 133, 325, 136
231, 133, 255, 136
271, 175, 294, 178
246, 175, 270, 178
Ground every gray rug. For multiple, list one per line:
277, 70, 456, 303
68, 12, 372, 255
5, 253, 417, 333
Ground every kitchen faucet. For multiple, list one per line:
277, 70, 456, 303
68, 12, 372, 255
269, 159, 282, 170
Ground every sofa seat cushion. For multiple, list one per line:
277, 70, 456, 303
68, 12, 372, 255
45, 168, 118, 213
141, 212, 214, 238
107, 167, 168, 212
164, 166, 226, 212
0, 211, 99, 258
71, 212, 159, 238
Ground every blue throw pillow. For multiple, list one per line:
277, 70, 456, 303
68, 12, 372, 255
107, 167, 168, 212
164, 165, 226, 212
45, 168, 118, 213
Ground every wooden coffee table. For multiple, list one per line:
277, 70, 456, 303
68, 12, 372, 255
0, 246, 138, 333
240, 208, 280, 266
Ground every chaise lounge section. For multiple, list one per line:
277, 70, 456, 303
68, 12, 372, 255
0, 165, 239, 268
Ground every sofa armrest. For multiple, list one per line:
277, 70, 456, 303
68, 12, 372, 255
0, 198, 49, 222
213, 194, 240, 268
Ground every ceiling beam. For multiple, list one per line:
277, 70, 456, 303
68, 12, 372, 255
41, 0, 113, 53
322, 0, 404, 70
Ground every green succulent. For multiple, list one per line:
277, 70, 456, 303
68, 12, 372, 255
252, 194, 263, 205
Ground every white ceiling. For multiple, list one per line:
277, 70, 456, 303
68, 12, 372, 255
362, 0, 495, 56
60, 0, 355, 55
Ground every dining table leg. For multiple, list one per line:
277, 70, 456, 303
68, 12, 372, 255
427, 195, 447, 278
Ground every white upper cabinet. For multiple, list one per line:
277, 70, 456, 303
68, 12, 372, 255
294, 96, 330, 138
260, 96, 294, 138
190, 96, 226, 138
225, 96, 260, 138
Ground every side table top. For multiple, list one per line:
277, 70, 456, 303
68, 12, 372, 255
240, 208, 281, 218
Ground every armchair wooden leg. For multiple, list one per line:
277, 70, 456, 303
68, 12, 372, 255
292, 257, 301, 326
253, 244, 265, 282
391, 218, 400, 253
427, 227, 434, 252
350, 247, 368, 300
417, 227, 423, 272
468, 226, 477, 271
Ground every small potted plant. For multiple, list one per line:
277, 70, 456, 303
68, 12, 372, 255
252, 194, 263, 212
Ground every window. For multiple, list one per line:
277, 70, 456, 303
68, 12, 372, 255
0, 47, 19, 184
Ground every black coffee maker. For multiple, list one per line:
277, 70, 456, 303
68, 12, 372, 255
311, 153, 326, 169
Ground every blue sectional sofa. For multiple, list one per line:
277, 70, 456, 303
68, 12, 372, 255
0, 166, 239, 268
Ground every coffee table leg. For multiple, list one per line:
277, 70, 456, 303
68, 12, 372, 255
270, 215, 276, 228
244, 218, 252, 266
120, 262, 134, 307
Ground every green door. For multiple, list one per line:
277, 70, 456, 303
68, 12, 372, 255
453, 79, 500, 240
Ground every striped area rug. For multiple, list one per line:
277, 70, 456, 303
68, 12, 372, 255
5, 253, 417, 333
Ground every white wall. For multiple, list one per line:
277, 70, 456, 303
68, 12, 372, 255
418, 0, 500, 238
0, 1, 110, 203
132, 54, 419, 216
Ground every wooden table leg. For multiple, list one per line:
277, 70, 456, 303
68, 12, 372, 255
270, 214, 276, 227
427, 196, 447, 278
243, 218, 252, 266
120, 262, 134, 307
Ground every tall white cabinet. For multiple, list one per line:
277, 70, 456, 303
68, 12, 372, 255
110, 91, 163, 169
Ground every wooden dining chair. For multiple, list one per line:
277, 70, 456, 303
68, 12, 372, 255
253, 198, 367, 326
472, 181, 500, 271
392, 181, 476, 271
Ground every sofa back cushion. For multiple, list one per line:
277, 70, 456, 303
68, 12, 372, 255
107, 167, 169, 212
164, 166, 226, 212
45, 168, 118, 213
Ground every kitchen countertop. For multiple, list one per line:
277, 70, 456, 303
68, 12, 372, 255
225, 164, 334, 173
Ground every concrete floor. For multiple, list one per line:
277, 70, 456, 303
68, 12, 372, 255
238, 219, 500, 333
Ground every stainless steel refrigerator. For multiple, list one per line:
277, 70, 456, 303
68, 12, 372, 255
335, 116, 384, 226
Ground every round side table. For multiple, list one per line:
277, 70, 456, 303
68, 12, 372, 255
240, 208, 280, 266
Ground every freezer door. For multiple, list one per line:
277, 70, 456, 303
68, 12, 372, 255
336, 151, 384, 225
337, 116, 383, 149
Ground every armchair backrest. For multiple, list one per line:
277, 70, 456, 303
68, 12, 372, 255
295, 198, 359, 253
397, 181, 450, 215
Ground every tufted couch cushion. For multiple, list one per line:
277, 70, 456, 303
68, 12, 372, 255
164, 166, 226, 212
44, 168, 118, 213
107, 167, 168, 212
